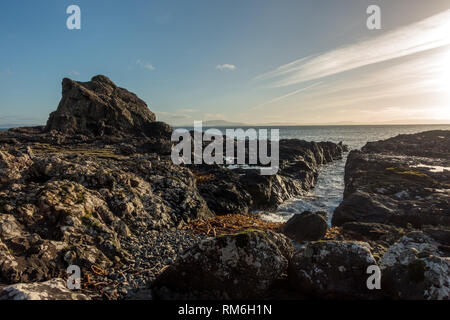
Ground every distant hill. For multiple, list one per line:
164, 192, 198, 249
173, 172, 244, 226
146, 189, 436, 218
0, 124, 43, 130
195, 120, 249, 127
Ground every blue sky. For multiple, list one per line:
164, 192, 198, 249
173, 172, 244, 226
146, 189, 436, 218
1, 0, 450, 126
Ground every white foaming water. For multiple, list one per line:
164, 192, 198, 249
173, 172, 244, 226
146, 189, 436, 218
260, 157, 346, 225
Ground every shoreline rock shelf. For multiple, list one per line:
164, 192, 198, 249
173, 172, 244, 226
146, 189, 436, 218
0, 75, 346, 300
0, 75, 448, 300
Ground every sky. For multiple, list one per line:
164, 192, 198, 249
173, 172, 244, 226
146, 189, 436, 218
1, 0, 450, 127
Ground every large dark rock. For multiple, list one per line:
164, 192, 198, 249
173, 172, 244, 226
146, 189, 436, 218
333, 131, 450, 229
152, 230, 293, 299
0, 144, 212, 287
192, 165, 253, 215
380, 231, 450, 300
45, 75, 159, 137
282, 211, 328, 242
288, 240, 378, 299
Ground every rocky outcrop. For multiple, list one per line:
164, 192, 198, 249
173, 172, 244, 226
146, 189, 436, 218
0, 75, 349, 300
152, 230, 293, 299
191, 139, 347, 214
46, 75, 156, 137
282, 211, 328, 242
0, 144, 212, 288
288, 241, 378, 299
380, 231, 450, 300
330, 130, 450, 300
0, 278, 90, 300
333, 130, 450, 228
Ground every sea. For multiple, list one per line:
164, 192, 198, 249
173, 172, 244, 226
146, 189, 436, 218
3, 125, 450, 223
187, 124, 450, 224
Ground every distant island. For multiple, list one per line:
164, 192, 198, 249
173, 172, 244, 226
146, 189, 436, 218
174, 119, 450, 128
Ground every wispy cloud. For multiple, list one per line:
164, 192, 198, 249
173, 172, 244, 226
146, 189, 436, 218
69, 70, 80, 77
252, 45, 450, 115
137, 59, 155, 71
252, 82, 323, 110
254, 9, 450, 87
216, 64, 236, 71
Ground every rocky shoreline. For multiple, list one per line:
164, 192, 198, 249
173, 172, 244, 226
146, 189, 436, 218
0, 75, 448, 300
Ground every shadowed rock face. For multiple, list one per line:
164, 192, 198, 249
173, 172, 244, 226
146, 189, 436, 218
46, 75, 157, 137
333, 130, 450, 228
152, 230, 293, 299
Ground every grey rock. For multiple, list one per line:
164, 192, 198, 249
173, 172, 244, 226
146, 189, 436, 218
153, 230, 293, 299
0, 278, 90, 300
288, 240, 378, 299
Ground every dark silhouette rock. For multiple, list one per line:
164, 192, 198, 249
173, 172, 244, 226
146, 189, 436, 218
46, 75, 158, 137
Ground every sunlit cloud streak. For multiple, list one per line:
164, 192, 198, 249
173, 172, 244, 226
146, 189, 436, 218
254, 9, 450, 88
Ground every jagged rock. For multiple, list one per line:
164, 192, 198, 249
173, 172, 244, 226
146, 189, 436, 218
380, 231, 450, 300
288, 241, 378, 299
0, 144, 212, 286
46, 75, 158, 137
192, 165, 253, 215
333, 131, 450, 229
0, 147, 33, 186
190, 139, 347, 214
152, 230, 293, 299
362, 130, 450, 159
282, 211, 328, 242
0, 278, 90, 300
0, 74, 355, 300
333, 190, 396, 226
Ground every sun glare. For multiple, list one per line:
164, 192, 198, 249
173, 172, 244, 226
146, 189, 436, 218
434, 47, 450, 120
